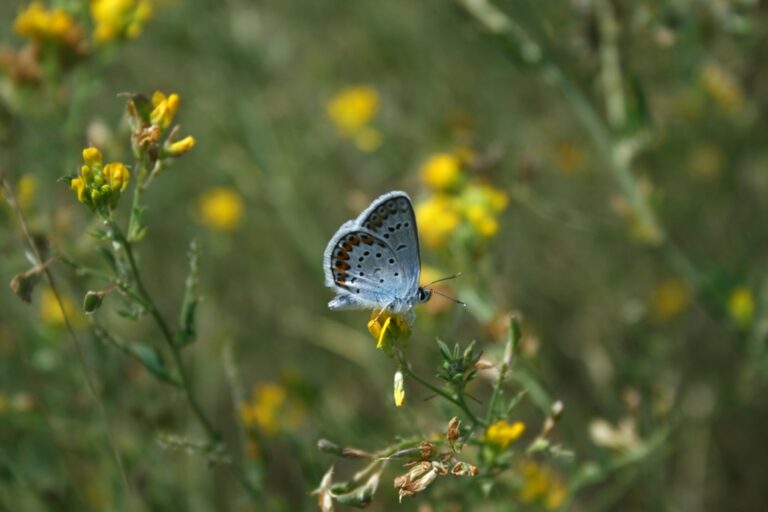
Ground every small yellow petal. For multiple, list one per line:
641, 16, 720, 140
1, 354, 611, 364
82, 147, 103, 167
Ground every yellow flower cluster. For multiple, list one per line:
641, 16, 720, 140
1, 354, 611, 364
326, 85, 382, 152
39, 289, 84, 328
69, 147, 130, 212
197, 187, 244, 231
91, 0, 153, 44
150, 91, 179, 129
484, 419, 525, 450
518, 459, 567, 510
241, 383, 286, 436
13, 2, 79, 44
416, 153, 508, 248
367, 309, 410, 356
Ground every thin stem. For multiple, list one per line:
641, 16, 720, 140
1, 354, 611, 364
398, 355, 486, 428
108, 220, 219, 440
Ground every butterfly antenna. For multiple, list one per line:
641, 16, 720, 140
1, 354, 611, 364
431, 289, 467, 307
423, 272, 462, 287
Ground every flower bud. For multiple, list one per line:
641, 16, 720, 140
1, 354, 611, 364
82, 147, 102, 166
393, 370, 405, 407
83, 291, 103, 313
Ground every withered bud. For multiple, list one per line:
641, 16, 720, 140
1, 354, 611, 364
394, 461, 442, 502
317, 438, 342, 455
447, 416, 462, 443
451, 462, 479, 476
341, 447, 373, 459
419, 441, 436, 459
10, 270, 37, 303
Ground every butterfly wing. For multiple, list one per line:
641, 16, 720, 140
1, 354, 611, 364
354, 191, 421, 293
323, 228, 411, 310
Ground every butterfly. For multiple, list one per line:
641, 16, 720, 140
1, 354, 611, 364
323, 191, 433, 324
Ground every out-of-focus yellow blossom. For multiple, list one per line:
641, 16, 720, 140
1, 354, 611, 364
166, 135, 196, 156
150, 91, 180, 129
649, 278, 690, 323
393, 370, 405, 407
420, 152, 462, 191
484, 419, 525, 450
69, 147, 130, 212
39, 289, 83, 327
552, 140, 587, 176
91, 0, 153, 44
688, 144, 723, 181
416, 195, 461, 248
14, 2, 78, 43
518, 459, 567, 510
728, 286, 754, 328
461, 183, 508, 238
326, 85, 379, 136
240, 382, 286, 436
197, 187, 244, 231
700, 64, 743, 115
368, 309, 410, 356
17, 174, 38, 211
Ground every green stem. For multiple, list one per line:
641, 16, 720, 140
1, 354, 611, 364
398, 355, 486, 428
109, 220, 218, 439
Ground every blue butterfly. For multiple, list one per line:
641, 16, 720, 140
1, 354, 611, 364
323, 191, 432, 323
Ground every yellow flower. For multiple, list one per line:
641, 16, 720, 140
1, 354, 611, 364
197, 187, 244, 231
150, 91, 180, 129
39, 289, 83, 327
69, 147, 131, 211
393, 370, 405, 407
166, 135, 196, 156
91, 0, 153, 44
14, 2, 77, 42
518, 459, 567, 510
420, 153, 462, 191
367, 309, 410, 355
415, 195, 461, 248
102, 162, 130, 192
700, 64, 743, 115
484, 419, 525, 450
728, 286, 754, 328
649, 278, 690, 323
326, 85, 379, 137
240, 383, 286, 436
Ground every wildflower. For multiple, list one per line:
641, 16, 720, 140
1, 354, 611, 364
14, 2, 79, 44
39, 289, 83, 327
326, 85, 381, 151
166, 135, 196, 156
393, 370, 405, 407
91, 0, 153, 44
461, 183, 508, 238
420, 152, 462, 191
367, 309, 410, 356
150, 91, 180, 129
518, 459, 567, 510
700, 63, 743, 115
240, 382, 286, 436
415, 195, 461, 248
394, 461, 446, 502
649, 278, 690, 323
326, 85, 379, 136
197, 187, 244, 231
67, 147, 130, 212
728, 286, 754, 328
484, 419, 525, 450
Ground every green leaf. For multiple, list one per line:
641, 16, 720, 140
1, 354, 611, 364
436, 338, 452, 360
129, 343, 175, 384
176, 239, 200, 346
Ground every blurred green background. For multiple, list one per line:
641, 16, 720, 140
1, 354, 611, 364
2, 0, 768, 510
